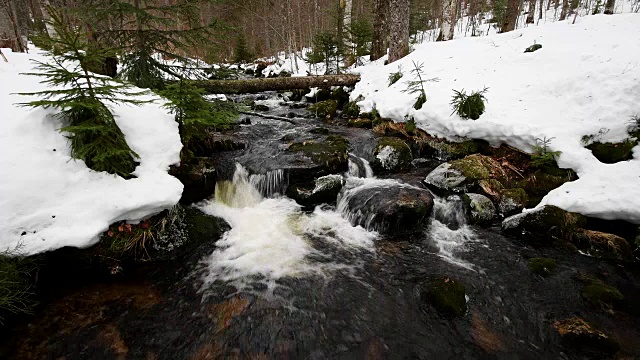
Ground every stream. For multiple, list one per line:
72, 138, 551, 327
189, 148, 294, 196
4, 91, 640, 360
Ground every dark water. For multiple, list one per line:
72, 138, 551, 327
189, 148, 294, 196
4, 92, 640, 360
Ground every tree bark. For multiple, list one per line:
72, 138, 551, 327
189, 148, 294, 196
501, 0, 521, 33
438, 0, 458, 41
526, 0, 536, 23
2, 0, 26, 52
559, 0, 569, 20
388, 0, 409, 63
370, 0, 389, 61
187, 74, 361, 94
604, 0, 615, 14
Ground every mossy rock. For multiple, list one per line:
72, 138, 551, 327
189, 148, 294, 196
450, 154, 496, 182
288, 135, 350, 174
342, 101, 360, 117
499, 188, 528, 217
516, 169, 575, 208
309, 127, 330, 135
331, 87, 350, 109
524, 44, 542, 53
552, 317, 619, 354
307, 100, 338, 118
586, 140, 637, 164
528, 257, 557, 277
371, 137, 413, 173
419, 138, 483, 161
572, 229, 634, 261
306, 88, 332, 103
286, 174, 345, 209
347, 118, 373, 129
462, 193, 496, 225
501, 205, 586, 244
421, 277, 467, 316
582, 283, 624, 305
478, 179, 504, 201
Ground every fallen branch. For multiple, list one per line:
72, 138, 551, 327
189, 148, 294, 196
239, 111, 299, 125
187, 74, 360, 94
0, 49, 7, 63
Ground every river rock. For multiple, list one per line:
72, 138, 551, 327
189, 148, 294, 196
287, 135, 350, 182
286, 174, 345, 208
307, 100, 338, 118
498, 188, 528, 217
572, 229, 634, 261
424, 154, 501, 193
501, 205, 586, 244
420, 277, 467, 316
254, 104, 270, 111
338, 180, 433, 234
371, 137, 413, 173
462, 193, 496, 225
169, 158, 217, 204
527, 257, 557, 277
552, 317, 619, 355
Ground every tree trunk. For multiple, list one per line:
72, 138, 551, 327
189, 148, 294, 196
539, 0, 544, 20
604, 0, 615, 13
343, 0, 352, 31
438, 0, 458, 41
3, 0, 26, 52
501, 0, 521, 33
559, 0, 569, 19
187, 74, 361, 94
388, 0, 409, 63
370, 0, 389, 61
526, 0, 536, 23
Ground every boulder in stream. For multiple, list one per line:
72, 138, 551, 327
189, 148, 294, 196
371, 137, 413, 173
501, 205, 586, 244
169, 158, 217, 204
424, 154, 502, 193
286, 174, 345, 208
338, 179, 433, 235
462, 193, 496, 225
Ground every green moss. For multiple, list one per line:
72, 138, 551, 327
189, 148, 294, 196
423, 277, 467, 316
499, 188, 529, 216
184, 207, 227, 244
307, 100, 338, 118
347, 118, 373, 129
450, 155, 492, 181
288, 135, 350, 166
342, 101, 360, 117
517, 170, 574, 207
331, 87, 350, 109
582, 283, 623, 305
310, 127, 330, 135
528, 257, 557, 277
373, 137, 413, 172
586, 140, 637, 164
424, 139, 480, 160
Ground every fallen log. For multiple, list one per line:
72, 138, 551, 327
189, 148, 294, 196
239, 111, 299, 125
188, 74, 360, 94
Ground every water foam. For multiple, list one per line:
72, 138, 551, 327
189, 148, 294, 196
428, 195, 477, 270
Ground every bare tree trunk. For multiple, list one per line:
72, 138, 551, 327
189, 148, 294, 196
539, 0, 544, 20
502, 0, 521, 33
604, 0, 615, 13
343, 0, 353, 31
388, 0, 409, 63
526, 0, 536, 23
438, 0, 457, 40
188, 74, 361, 94
559, 0, 569, 19
370, 0, 389, 61
2, 0, 26, 52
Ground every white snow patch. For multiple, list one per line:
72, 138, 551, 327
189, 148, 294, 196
376, 145, 399, 170
0, 48, 183, 254
353, 14, 640, 223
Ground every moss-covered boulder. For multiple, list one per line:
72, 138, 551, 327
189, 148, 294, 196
371, 137, 413, 173
572, 229, 634, 261
420, 277, 467, 316
499, 188, 528, 217
286, 174, 345, 209
347, 118, 373, 129
307, 100, 338, 118
340, 182, 433, 234
342, 101, 361, 118
288, 135, 350, 177
478, 179, 504, 201
462, 193, 496, 225
419, 138, 485, 161
586, 140, 637, 164
582, 283, 624, 306
501, 205, 586, 244
552, 317, 619, 355
516, 169, 575, 208
528, 257, 557, 277
424, 154, 501, 193
331, 87, 350, 109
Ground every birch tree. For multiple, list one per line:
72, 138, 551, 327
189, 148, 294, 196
438, 0, 458, 41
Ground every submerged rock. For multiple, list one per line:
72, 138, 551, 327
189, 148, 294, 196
338, 180, 433, 234
462, 193, 496, 225
527, 257, 557, 277
420, 277, 467, 316
552, 317, 619, 355
286, 174, 345, 208
501, 205, 586, 243
371, 137, 413, 173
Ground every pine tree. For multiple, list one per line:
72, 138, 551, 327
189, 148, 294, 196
233, 32, 253, 64
72, 0, 220, 89
19, 8, 146, 178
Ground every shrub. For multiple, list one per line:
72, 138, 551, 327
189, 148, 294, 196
0, 248, 37, 323
531, 137, 562, 168
450, 87, 489, 120
405, 116, 417, 134
402, 61, 439, 110
388, 68, 403, 86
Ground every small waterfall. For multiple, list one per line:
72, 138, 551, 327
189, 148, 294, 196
198, 163, 377, 291
428, 195, 476, 270
347, 153, 374, 178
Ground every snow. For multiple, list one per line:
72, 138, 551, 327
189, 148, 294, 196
352, 14, 640, 224
0, 48, 183, 255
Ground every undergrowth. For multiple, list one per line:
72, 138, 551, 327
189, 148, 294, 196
450, 87, 488, 120
0, 246, 37, 324
532, 137, 562, 168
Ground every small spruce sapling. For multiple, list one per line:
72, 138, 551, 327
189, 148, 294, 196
531, 137, 562, 168
19, 8, 147, 178
402, 61, 439, 110
388, 67, 403, 86
450, 87, 489, 120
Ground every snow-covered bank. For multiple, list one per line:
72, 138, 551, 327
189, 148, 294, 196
352, 14, 640, 224
0, 48, 183, 255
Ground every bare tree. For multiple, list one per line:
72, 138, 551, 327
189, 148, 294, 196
388, 0, 409, 63
526, 0, 536, 23
502, 0, 522, 33
604, 0, 615, 13
371, 0, 389, 61
0, 0, 26, 52
559, 0, 569, 19
438, 0, 458, 40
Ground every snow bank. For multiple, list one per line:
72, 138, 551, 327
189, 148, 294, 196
0, 48, 183, 254
352, 14, 640, 224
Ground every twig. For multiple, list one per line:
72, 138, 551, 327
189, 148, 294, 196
0, 49, 7, 63
240, 111, 299, 125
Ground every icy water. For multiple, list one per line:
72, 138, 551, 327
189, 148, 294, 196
5, 92, 640, 359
